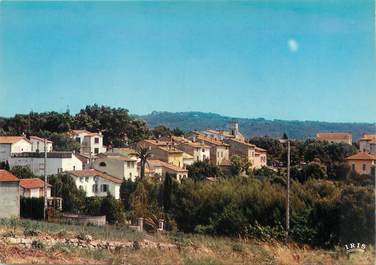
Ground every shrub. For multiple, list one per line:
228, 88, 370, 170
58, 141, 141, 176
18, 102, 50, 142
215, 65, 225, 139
31, 240, 45, 249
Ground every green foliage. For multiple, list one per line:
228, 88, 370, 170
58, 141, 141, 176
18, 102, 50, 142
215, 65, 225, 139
83, 197, 103, 216
20, 197, 44, 219
41, 132, 80, 151
100, 193, 125, 224
187, 161, 222, 181
120, 179, 137, 211
31, 239, 45, 249
162, 173, 174, 212
49, 173, 86, 213
10, 165, 37, 179
229, 155, 250, 176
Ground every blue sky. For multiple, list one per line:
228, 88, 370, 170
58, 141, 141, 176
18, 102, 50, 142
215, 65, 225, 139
0, 1, 375, 122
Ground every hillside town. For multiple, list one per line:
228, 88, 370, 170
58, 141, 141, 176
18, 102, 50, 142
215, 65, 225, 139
0, 119, 375, 220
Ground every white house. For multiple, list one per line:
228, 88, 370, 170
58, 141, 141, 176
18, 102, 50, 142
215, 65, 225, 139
19, 178, 51, 198
9, 152, 82, 176
69, 169, 122, 199
0, 136, 32, 162
29, 136, 53, 152
68, 130, 106, 155
93, 155, 138, 181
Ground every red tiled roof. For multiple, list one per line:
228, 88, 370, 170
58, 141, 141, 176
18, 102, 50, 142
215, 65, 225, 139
0, 170, 20, 182
20, 178, 51, 189
69, 169, 123, 184
148, 160, 187, 172
0, 136, 30, 144
346, 152, 376, 161
316, 132, 352, 141
29, 136, 53, 143
194, 133, 229, 147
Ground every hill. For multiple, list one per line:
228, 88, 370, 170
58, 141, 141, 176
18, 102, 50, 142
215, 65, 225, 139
141, 111, 376, 140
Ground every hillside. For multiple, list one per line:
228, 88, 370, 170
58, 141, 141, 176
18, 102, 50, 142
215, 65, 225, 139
141, 111, 376, 140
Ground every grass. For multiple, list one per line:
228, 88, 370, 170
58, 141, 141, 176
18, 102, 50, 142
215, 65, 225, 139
0, 218, 374, 265
0, 218, 144, 241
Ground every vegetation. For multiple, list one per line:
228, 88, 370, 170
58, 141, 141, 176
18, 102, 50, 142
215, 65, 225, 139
0, 104, 150, 148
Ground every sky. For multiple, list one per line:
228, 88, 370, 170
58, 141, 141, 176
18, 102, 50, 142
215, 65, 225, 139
0, 1, 375, 122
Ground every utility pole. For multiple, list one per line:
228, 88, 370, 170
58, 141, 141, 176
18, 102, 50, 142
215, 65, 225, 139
43, 138, 48, 220
286, 139, 290, 242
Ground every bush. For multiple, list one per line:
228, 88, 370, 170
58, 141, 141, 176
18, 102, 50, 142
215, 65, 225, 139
20, 197, 44, 219
31, 240, 45, 249
101, 193, 125, 224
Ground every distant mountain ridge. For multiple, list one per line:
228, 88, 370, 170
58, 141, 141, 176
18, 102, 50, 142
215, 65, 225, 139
141, 111, 376, 141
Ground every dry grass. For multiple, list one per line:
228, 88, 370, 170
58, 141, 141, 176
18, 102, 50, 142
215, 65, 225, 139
0, 219, 374, 265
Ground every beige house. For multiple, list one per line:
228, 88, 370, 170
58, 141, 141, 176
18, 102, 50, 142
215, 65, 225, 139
29, 136, 53, 152
19, 178, 51, 198
224, 138, 267, 169
359, 134, 376, 155
316, 132, 352, 145
146, 159, 188, 182
93, 155, 138, 181
171, 137, 210, 162
346, 152, 376, 177
190, 132, 230, 166
139, 139, 184, 168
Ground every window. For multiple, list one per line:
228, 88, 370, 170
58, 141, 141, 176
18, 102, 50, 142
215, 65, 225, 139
92, 184, 98, 193
75, 137, 81, 143
73, 166, 76, 171
352, 164, 355, 171
99, 162, 106, 167
85, 177, 89, 182
94, 148, 99, 154
127, 161, 131, 168
362, 164, 366, 171
101, 184, 108, 193
80, 177, 84, 182
129, 172, 132, 178
57, 168, 63, 173
202, 148, 205, 152
94, 137, 99, 144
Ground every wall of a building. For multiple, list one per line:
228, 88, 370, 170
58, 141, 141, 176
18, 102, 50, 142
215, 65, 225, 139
0, 182, 20, 218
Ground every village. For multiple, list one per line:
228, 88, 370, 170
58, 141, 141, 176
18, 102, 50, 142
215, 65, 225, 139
0, 119, 375, 222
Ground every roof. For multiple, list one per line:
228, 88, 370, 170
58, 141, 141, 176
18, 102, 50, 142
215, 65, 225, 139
20, 178, 51, 189
360, 134, 376, 142
255, 147, 267, 153
142, 139, 169, 146
346, 152, 376, 161
0, 136, 30, 144
69, 169, 123, 184
183, 152, 194, 159
225, 138, 256, 148
194, 133, 229, 147
316, 132, 352, 141
29, 136, 53, 143
148, 160, 188, 172
68, 130, 101, 137
156, 146, 184, 154
0, 170, 19, 182
101, 155, 137, 162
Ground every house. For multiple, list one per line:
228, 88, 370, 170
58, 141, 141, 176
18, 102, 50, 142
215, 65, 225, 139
172, 137, 211, 162
29, 136, 53, 152
190, 132, 230, 166
201, 121, 245, 142
0, 136, 32, 162
224, 138, 267, 169
182, 152, 194, 167
19, 178, 51, 198
9, 151, 83, 176
359, 134, 376, 155
146, 159, 188, 182
346, 152, 376, 177
139, 139, 184, 168
69, 169, 122, 199
316, 132, 352, 145
68, 130, 106, 155
93, 155, 138, 181
0, 170, 20, 218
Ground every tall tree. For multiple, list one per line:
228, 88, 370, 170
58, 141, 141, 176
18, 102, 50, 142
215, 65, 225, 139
136, 144, 153, 179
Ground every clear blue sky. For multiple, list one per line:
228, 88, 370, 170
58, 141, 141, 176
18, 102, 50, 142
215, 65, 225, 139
0, 1, 375, 122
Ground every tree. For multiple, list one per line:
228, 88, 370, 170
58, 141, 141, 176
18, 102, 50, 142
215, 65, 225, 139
129, 182, 149, 218
229, 155, 251, 176
10, 165, 37, 179
136, 144, 153, 179
48, 173, 85, 213
100, 193, 125, 224
120, 179, 137, 211
162, 173, 175, 212
187, 161, 221, 181
151, 125, 172, 139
